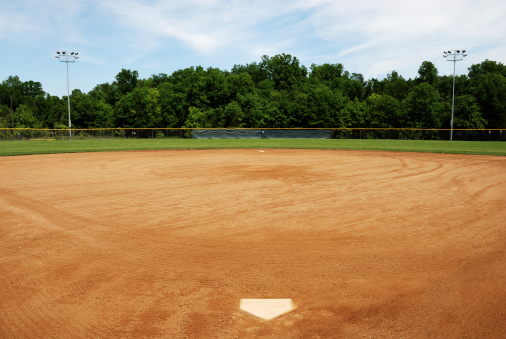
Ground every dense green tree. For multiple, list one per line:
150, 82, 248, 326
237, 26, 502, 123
89, 82, 117, 107
145, 88, 163, 127
263, 90, 292, 127
438, 74, 470, 99
225, 72, 255, 101
261, 54, 307, 91
235, 92, 265, 128
223, 101, 245, 127
341, 74, 365, 101
231, 62, 268, 85
468, 60, 506, 129
114, 87, 152, 127
417, 61, 439, 86
403, 82, 445, 128
1, 55, 505, 133
14, 104, 40, 128
296, 83, 350, 127
184, 67, 226, 110
114, 69, 139, 98
44, 95, 67, 128
1, 76, 24, 126
71, 90, 113, 128
157, 82, 184, 127
452, 94, 486, 129
366, 93, 402, 128
0, 105, 9, 127
343, 98, 366, 128
184, 106, 213, 128
468, 59, 506, 78
151, 73, 170, 87
364, 78, 383, 99
382, 71, 412, 102
309, 63, 345, 84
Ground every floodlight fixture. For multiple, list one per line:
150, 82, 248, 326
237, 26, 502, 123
443, 49, 468, 141
55, 51, 79, 140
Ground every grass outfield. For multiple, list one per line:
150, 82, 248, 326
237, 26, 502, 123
0, 138, 505, 156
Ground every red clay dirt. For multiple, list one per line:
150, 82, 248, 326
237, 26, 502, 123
0, 149, 505, 338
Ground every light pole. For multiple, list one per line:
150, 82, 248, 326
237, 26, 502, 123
55, 51, 79, 140
443, 49, 467, 141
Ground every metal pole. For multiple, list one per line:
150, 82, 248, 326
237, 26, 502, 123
56, 51, 78, 141
443, 50, 467, 141
451, 58, 456, 141
67, 61, 72, 140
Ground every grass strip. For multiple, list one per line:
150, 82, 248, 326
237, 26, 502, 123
0, 138, 505, 157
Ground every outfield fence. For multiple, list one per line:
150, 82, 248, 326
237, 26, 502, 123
0, 128, 504, 141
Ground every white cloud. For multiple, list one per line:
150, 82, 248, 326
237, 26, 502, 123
1, 0, 505, 96
88, 0, 505, 78
96, 0, 302, 55
294, 0, 506, 77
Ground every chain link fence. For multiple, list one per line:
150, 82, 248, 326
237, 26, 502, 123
1, 128, 505, 141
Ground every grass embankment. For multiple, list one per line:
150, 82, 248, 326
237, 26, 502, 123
0, 138, 505, 156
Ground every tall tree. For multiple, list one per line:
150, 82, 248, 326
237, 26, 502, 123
470, 72, 506, 129
71, 90, 113, 128
231, 62, 268, 85
114, 87, 151, 127
452, 94, 486, 129
1, 76, 24, 126
402, 82, 445, 128
468, 60, 506, 128
309, 63, 345, 84
114, 69, 139, 98
366, 93, 402, 128
417, 61, 439, 86
382, 71, 412, 102
145, 88, 163, 127
14, 104, 40, 128
261, 54, 308, 91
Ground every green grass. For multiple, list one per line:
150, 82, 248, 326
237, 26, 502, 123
1, 138, 505, 156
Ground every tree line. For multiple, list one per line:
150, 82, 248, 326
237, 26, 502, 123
1, 54, 505, 131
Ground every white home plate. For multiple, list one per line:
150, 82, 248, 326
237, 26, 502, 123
240, 299, 295, 320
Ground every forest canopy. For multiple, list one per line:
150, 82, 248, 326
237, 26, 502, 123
1, 54, 505, 131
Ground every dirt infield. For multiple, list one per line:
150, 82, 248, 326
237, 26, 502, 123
1, 149, 505, 338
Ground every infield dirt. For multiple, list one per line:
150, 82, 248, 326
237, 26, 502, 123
1, 149, 505, 338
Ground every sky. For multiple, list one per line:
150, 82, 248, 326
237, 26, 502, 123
1, 0, 505, 98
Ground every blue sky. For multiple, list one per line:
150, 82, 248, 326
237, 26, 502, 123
1, 0, 505, 97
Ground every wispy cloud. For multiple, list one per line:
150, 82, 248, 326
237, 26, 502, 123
96, 0, 300, 55
0, 0, 505, 96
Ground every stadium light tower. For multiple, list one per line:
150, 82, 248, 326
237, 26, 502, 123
443, 49, 467, 141
55, 51, 79, 140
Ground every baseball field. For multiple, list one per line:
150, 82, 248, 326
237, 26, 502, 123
1, 141, 505, 338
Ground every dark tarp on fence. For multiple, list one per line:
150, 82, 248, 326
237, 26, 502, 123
192, 129, 262, 139
192, 129, 332, 139
261, 129, 331, 139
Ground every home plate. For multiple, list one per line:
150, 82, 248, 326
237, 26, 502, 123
240, 299, 295, 320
